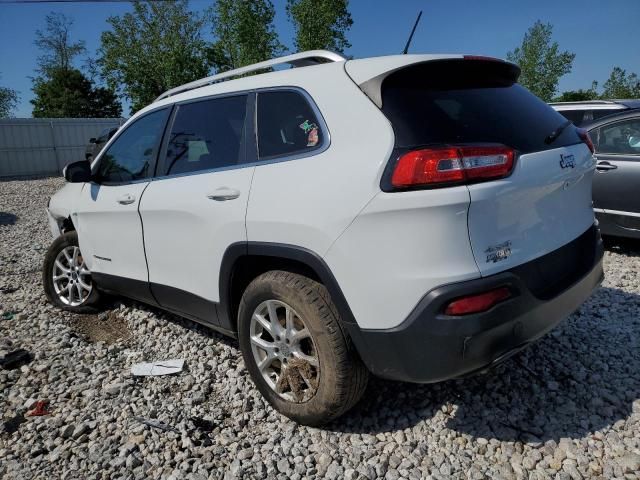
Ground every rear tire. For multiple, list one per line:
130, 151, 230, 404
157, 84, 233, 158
238, 270, 368, 426
42, 231, 101, 313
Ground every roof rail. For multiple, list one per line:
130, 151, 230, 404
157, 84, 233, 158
548, 100, 615, 106
155, 50, 346, 102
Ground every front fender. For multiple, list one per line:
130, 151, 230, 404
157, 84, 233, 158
46, 182, 85, 239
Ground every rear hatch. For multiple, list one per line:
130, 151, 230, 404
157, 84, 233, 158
366, 58, 596, 276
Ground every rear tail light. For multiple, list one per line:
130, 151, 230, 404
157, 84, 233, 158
391, 145, 515, 189
444, 287, 512, 316
577, 128, 594, 154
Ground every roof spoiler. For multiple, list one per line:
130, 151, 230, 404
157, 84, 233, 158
349, 56, 518, 108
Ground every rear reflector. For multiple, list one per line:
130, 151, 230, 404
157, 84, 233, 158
391, 145, 515, 189
577, 128, 595, 154
444, 287, 512, 316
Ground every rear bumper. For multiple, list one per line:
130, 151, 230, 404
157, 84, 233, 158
346, 224, 604, 383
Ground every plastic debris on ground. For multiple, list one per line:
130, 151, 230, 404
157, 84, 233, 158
131, 359, 184, 376
3, 415, 26, 434
27, 400, 51, 417
0, 348, 33, 370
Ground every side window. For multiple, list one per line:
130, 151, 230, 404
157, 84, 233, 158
257, 90, 324, 159
97, 108, 168, 183
596, 118, 640, 155
163, 95, 247, 176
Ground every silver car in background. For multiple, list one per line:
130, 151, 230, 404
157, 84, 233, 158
550, 99, 640, 126
583, 109, 640, 239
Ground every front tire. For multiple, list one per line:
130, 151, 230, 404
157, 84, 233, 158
42, 231, 101, 313
238, 270, 368, 425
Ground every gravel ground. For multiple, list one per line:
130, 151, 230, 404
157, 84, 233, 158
1, 176, 640, 480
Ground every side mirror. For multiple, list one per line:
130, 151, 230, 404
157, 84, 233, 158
89, 137, 97, 144
63, 160, 93, 183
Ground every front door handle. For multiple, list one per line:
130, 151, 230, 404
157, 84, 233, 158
596, 161, 618, 172
117, 193, 136, 205
207, 188, 240, 201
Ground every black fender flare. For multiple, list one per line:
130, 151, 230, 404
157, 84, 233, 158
218, 242, 359, 329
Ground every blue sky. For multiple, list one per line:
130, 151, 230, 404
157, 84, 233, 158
1, 0, 639, 117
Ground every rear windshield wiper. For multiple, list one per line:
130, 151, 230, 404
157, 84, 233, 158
545, 120, 572, 145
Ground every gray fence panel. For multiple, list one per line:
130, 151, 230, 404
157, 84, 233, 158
0, 118, 125, 177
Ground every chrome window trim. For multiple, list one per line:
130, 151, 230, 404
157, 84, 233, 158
595, 152, 640, 159
150, 86, 331, 183
599, 208, 640, 218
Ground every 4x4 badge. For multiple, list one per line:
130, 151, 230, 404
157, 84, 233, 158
560, 154, 575, 169
485, 241, 512, 263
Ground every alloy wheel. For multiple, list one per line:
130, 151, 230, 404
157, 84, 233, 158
249, 299, 320, 403
52, 245, 92, 307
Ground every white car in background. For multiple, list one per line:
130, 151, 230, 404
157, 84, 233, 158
43, 50, 604, 425
550, 99, 640, 126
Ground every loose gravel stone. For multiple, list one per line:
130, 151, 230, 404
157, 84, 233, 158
2, 176, 640, 479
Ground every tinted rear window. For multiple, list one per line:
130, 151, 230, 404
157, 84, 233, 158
381, 60, 582, 153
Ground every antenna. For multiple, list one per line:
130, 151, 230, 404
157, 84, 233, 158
402, 10, 423, 54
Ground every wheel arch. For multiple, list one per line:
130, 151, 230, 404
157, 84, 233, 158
218, 242, 359, 335
62, 216, 75, 233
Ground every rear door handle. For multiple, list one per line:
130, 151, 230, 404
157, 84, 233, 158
596, 161, 618, 172
117, 193, 136, 205
207, 188, 240, 201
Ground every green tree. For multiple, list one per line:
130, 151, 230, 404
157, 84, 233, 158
35, 12, 86, 75
31, 68, 122, 118
32, 11, 120, 118
99, 1, 210, 113
0, 78, 19, 118
553, 81, 599, 102
507, 21, 575, 102
601, 67, 640, 99
209, 0, 284, 72
286, 0, 353, 53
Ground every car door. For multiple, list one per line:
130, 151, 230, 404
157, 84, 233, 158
591, 116, 640, 229
74, 107, 170, 302
139, 93, 254, 327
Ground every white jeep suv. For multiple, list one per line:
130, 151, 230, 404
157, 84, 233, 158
43, 50, 604, 425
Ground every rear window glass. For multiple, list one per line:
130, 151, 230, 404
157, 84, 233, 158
381, 60, 582, 153
257, 90, 324, 159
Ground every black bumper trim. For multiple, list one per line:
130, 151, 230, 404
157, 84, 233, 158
345, 224, 604, 383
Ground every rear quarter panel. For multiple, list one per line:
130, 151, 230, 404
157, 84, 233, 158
245, 63, 394, 256
324, 187, 480, 330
